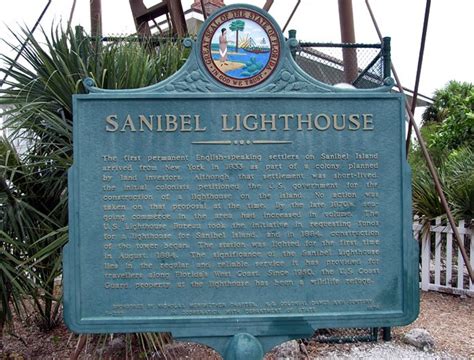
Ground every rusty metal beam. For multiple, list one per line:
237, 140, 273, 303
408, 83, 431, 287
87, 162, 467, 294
338, 0, 358, 83
263, 0, 274, 12
130, 0, 187, 37
90, 0, 102, 37
406, 0, 431, 155
200, 0, 208, 20
167, 0, 187, 36
365, 0, 474, 283
135, 2, 168, 22
282, 0, 301, 33
129, 0, 152, 35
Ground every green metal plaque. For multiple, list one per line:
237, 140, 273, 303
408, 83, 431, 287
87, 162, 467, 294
65, 4, 418, 356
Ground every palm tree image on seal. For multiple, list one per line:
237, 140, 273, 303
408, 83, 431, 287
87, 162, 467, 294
229, 19, 245, 53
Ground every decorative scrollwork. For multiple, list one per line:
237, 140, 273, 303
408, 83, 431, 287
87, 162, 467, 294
82, 77, 97, 93
182, 38, 194, 48
259, 59, 331, 93
162, 67, 222, 93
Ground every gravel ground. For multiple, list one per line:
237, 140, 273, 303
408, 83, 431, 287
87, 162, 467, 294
309, 342, 458, 359
1, 291, 472, 359
164, 339, 460, 360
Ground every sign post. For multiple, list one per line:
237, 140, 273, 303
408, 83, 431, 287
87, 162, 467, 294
65, 4, 418, 358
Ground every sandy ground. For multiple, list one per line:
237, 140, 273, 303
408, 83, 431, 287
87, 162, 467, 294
216, 61, 245, 73
214, 60, 245, 72
211, 50, 247, 72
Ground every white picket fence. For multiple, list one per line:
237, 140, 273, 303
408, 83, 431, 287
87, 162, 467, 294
413, 217, 473, 296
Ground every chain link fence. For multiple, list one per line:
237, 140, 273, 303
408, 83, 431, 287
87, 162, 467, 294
295, 39, 390, 89
95, 34, 391, 91
292, 38, 393, 345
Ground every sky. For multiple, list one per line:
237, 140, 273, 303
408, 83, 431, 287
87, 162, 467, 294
211, 19, 270, 47
1, 0, 474, 99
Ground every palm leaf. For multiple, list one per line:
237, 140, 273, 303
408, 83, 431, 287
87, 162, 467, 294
1, 22, 187, 340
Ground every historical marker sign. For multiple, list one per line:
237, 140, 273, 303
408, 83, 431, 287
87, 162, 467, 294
65, 4, 418, 356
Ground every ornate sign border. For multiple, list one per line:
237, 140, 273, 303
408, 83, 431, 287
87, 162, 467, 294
66, 3, 417, 358
201, 8, 281, 88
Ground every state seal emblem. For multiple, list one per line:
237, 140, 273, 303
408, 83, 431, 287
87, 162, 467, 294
201, 7, 281, 88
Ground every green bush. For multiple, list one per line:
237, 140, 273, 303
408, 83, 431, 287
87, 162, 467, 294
0, 25, 187, 333
411, 81, 474, 223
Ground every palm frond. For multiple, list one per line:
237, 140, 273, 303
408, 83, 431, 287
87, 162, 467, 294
1, 22, 186, 338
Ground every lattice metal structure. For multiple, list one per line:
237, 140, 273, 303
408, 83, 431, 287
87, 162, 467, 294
312, 327, 391, 344
294, 38, 391, 89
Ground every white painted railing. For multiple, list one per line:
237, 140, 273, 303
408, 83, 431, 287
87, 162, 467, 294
413, 217, 473, 296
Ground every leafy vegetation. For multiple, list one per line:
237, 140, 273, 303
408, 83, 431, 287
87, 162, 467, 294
0, 24, 187, 339
410, 81, 474, 222
422, 81, 474, 151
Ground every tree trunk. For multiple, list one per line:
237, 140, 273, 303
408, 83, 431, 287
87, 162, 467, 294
235, 30, 239, 52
